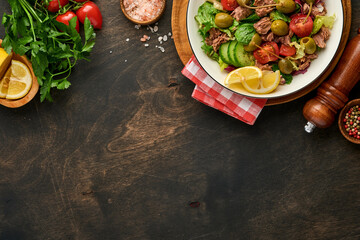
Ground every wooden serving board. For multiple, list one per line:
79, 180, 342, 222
171, 0, 352, 106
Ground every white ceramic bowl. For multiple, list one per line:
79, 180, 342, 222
186, 0, 344, 99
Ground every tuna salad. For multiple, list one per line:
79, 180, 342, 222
195, 0, 336, 84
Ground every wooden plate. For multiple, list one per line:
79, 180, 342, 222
0, 40, 39, 108
171, 0, 352, 106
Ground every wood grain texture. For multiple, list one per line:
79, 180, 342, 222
172, 0, 352, 106
0, 1, 360, 240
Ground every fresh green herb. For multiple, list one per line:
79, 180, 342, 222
2, 0, 96, 102
270, 10, 291, 23
235, 23, 256, 45
272, 64, 293, 84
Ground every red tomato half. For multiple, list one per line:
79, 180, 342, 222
290, 14, 314, 38
279, 44, 296, 56
221, 0, 239, 11
56, 11, 80, 33
76, 2, 103, 29
253, 42, 279, 64
47, 0, 69, 13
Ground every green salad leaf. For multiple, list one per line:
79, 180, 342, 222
195, 2, 220, 38
234, 23, 256, 45
240, 13, 260, 23
311, 14, 336, 35
270, 10, 291, 23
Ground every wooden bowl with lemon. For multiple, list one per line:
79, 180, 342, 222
0, 39, 38, 108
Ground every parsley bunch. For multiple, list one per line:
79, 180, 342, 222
2, 0, 96, 102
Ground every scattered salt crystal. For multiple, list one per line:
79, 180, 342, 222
125, 59, 128, 62
110, 51, 113, 54
158, 36, 163, 42
126, 38, 130, 42
168, 32, 172, 37
158, 46, 165, 53
154, 26, 158, 32
144, 43, 149, 47
135, 25, 141, 29
163, 35, 168, 42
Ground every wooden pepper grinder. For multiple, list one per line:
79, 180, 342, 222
303, 28, 360, 133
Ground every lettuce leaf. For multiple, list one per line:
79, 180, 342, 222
195, 2, 220, 38
270, 10, 291, 23
235, 23, 256, 45
311, 14, 336, 35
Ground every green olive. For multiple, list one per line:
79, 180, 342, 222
278, 59, 294, 74
276, 0, 296, 14
271, 20, 289, 36
244, 33, 262, 52
215, 13, 234, 29
236, 0, 250, 7
300, 37, 317, 54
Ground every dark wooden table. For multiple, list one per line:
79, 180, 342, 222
1, 1, 360, 239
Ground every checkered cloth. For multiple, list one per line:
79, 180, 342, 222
181, 56, 267, 125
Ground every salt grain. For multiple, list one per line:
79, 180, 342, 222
126, 38, 130, 42
135, 25, 141, 29
110, 51, 113, 54
154, 26, 159, 32
163, 35, 167, 41
144, 43, 149, 47
168, 32, 172, 37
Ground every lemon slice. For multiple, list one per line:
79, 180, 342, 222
242, 70, 281, 94
5, 60, 32, 100
0, 67, 11, 98
224, 66, 262, 87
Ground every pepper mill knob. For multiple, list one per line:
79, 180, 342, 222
303, 28, 360, 132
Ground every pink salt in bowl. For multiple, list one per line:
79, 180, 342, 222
120, 0, 166, 25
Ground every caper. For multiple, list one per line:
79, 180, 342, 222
244, 33, 262, 52
300, 37, 317, 54
278, 59, 294, 74
236, 0, 251, 7
276, 0, 296, 14
215, 13, 234, 29
271, 20, 289, 36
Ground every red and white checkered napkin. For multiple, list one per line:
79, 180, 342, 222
181, 56, 267, 125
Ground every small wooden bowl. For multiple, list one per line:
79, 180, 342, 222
120, 0, 166, 25
0, 40, 39, 108
338, 99, 360, 144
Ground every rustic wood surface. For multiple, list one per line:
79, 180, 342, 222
1, 1, 360, 239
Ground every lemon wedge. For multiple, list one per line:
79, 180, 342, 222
224, 66, 262, 87
242, 70, 280, 94
224, 67, 281, 94
0, 60, 33, 100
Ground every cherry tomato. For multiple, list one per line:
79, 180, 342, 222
221, 0, 239, 11
76, 2, 103, 29
56, 11, 80, 33
253, 42, 280, 64
47, 0, 69, 13
289, 14, 314, 38
279, 44, 296, 56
